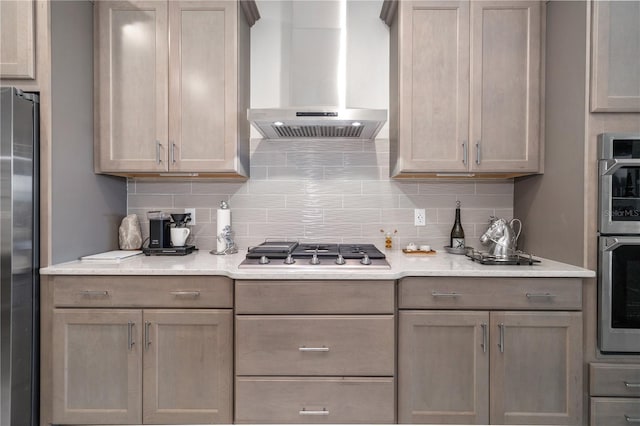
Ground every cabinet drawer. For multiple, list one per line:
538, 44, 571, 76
399, 277, 582, 310
590, 397, 640, 426
52, 275, 233, 308
236, 280, 394, 314
591, 363, 640, 397
236, 315, 394, 376
235, 376, 395, 424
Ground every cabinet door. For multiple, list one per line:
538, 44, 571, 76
0, 0, 35, 79
591, 1, 640, 112
398, 0, 470, 173
96, 1, 168, 173
52, 309, 143, 425
169, 1, 239, 172
143, 309, 233, 424
398, 311, 489, 424
470, 1, 541, 173
490, 311, 582, 425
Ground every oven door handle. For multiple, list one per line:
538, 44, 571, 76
601, 158, 640, 176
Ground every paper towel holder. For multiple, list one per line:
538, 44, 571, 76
211, 201, 238, 255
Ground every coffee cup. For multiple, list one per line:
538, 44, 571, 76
170, 227, 190, 247
420, 245, 431, 252
406, 242, 417, 251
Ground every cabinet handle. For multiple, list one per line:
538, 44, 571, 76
80, 290, 109, 297
144, 321, 151, 349
170, 142, 176, 164
299, 409, 329, 416
475, 141, 481, 165
626, 415, 640, 423
156, 141, 163, 164
127, 321, 134, 351
498, 323, 505, 353
431, 291, 459, 297
462, 141, 468, 165
526, 293, 555, 299
299, 346, 329, 352
481, 323, 487, 353
625, 382, 640, 388
170, 291, 201, 298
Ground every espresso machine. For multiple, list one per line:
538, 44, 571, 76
143, 211, 196, 256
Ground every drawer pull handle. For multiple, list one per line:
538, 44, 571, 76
81, 290, 109, 297
498, 323, 505, 353
432, 291, 459, 297
170, 291, 201, 298
299, 346, 329, 352
625, 382, 640, 388
626, 415, 640, 423
526, 293, 554, 299
299, 409, 329, 416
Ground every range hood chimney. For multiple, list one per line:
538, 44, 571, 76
248, 0, 388, 140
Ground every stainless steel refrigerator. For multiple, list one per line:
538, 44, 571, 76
0, 87, 39, 426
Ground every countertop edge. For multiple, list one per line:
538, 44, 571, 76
39, 251, 596, 279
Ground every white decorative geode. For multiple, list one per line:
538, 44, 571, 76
119, 214, 143, 250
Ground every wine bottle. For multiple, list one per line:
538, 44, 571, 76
450, 201, 465, 249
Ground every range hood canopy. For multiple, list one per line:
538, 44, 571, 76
248, 0, 388, 140
248, 108, 387, 140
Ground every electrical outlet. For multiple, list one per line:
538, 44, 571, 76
414, 209, 426, 226
185, 208, 196, 225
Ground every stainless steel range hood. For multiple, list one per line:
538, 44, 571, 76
248, 0, 388, 140
248, 108, 387, 140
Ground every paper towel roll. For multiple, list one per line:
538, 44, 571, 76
216, 207, 231, 253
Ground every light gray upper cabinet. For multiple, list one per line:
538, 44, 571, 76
383, 0, 544, 177
0, 0, 35, 79
591, 0, 640, 112
95, 0, 258, 178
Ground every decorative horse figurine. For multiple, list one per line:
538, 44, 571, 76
480, 217, 522, 258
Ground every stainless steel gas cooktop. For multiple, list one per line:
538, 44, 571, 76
238, 241, 391, 269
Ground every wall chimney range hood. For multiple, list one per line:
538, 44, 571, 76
248, 108, 387, 140
248, 0, 388, 140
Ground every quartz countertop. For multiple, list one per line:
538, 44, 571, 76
40, 249, 595, 280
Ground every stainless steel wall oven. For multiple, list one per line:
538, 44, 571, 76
599, 133, 640, 353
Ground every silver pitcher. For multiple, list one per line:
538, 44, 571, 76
480, 217, 522, 258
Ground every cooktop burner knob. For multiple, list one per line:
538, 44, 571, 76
310, 253, 321, 265
284, 254, 296, 265
258, 255, 270, 265
335, 254, 346, 265
360, 254, 372, 265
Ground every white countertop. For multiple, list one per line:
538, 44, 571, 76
40, 249, 595, 279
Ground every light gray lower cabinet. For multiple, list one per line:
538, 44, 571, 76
234, 280, 396, 424
398, 277, 583, 425
590, 363, 640, 426
44, 275, 234, 425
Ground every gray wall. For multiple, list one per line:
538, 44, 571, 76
51, 0, 127, 263
514, 1, 588, 267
